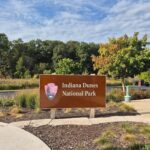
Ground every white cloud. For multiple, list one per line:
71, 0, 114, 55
0, 0, 150, 43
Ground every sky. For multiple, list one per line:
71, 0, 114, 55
0, 0, 150, 43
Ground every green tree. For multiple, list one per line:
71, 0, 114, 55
138, 69, 150, 83
10, 39, 28, 77
76, 42, 99, 74
55, 58, 82, 74
24, 69, 31, 78
92, 33, 150, 92
0, 33, 10, 78
15, 56, 26, 78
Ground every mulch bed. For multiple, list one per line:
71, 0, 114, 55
0, 106, 138, 123
24, 122, 150, 150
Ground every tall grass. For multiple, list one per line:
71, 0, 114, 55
15, 90, 39, 109
0, 89, 39, 109
0, 79, 39, 90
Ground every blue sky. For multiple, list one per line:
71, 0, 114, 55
0, 0, 150, 42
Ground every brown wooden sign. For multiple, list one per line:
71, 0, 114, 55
40, 75, 106, 108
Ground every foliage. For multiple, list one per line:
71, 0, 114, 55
0, 33, 99, 78
15, 91, 38, 109
107, 88, 150, 102
0, 90, 38, 110
0, 97, 14, 107
130, 89, 150, 100
94, 122, 150, 150
16, 94, 27, 108
43, 69, 52, 74
94, 131, 115, 149
122, 122, 137, 134
0, 33, 10, 77
117, 103, 136, 113
92, 33, 150, 92
55, 58, 82, 74
24, 70, 31, 78
26, 94, 38, 109
106, 89, 124, 102
138, 69, 150, 83
106, 101, 136, 114
122, 133, 136, 142
9, 106, 22, 115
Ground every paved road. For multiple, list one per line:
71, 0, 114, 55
8, 99, 150, 128
127, 99, 150, 121
127, 99, 150, 114
0, 122, 50, 150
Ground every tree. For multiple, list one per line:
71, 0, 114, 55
55, 58, 82, 74
0, 33, 10, 78
76, 42, 99, 74
9, 39, 28, 77
92, 33, 150, 92
138, 69, 150, 83
15, 56, 26, 78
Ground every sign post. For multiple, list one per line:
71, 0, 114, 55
40, 75, 106, 118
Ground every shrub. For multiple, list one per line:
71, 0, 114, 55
94, 131, 116, 150
0, 97, 15, 107
130, 89, 150, 100
9, 106, 22, 114
122, 123, 137, 133
16, 94, 27, 108
15, 91, 39, 109
107, 88, 150, 102
27, 94, 38, 109
94, 131, 116, 145
122, 133, 136, 142
106, 89, 124, 102
140, 125, 150, 134
118, 103, 136, 113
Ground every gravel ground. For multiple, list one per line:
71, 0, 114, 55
24, 122, 150, 150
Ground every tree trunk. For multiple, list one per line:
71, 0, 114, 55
121, 78, 126, 94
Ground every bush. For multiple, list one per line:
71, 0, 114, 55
0, 97, 15, 107
15, 92, 39, 109
16, 94, 27, 108
107, 88, 150, 102
26, 94, 38, 109
9, 106, 22, 114
0, 92, 39, 109
106, 89, 124, 102
130, 89, 150, 100
118, 103, 136, 113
